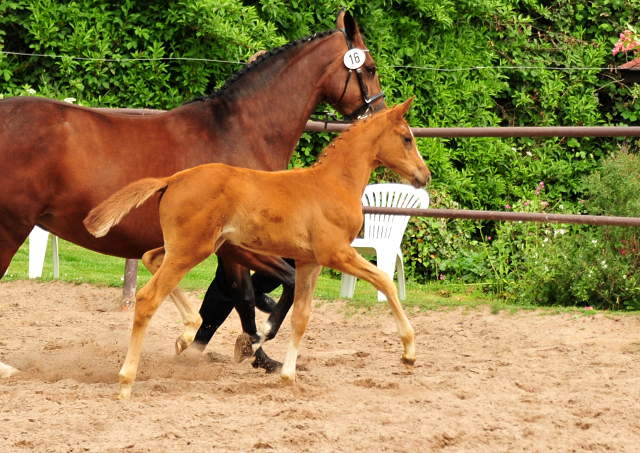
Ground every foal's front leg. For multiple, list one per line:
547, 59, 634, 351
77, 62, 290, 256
141, 247, 203, 354
325, 248, 416, 369
280, 261, 322, 384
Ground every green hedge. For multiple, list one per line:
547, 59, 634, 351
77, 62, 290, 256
2, 1, 639, 299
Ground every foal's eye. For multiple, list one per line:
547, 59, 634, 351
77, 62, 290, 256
403, 136, 412, 145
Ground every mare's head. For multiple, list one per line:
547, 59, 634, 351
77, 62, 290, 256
368, 98, 431, 188
324, 10, 386, 121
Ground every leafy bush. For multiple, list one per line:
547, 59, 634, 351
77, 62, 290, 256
2, 1, 640, 295
509, 150, 640, 310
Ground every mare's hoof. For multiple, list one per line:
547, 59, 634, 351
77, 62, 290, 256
121, 299, 134, 312
234, 333, 255, 363
252, 349, 282, 374
175, 336, 189, 355
280, 374, 295, 386
401, 356, 415, 371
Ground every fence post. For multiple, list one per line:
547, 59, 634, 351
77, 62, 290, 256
122, 259, 138, 311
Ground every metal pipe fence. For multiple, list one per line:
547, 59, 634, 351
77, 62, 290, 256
96, 108, 640, 305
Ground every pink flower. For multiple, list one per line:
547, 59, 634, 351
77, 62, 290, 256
524, 201, 529, 206
439, 273, 445, 280
505, 204, 511, 210
580, 199, 585, 203
488, 236, 492, 240
585, 306, 594, 310
536, 190, 540, 195
613, 30, 640, 55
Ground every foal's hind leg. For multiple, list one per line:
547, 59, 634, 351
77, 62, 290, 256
141, 247, 203, 355
119, 249, 209, 399
323, 248, 416, 369
281, 261, 322, 385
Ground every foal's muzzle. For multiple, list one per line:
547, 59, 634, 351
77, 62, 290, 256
411, 167, 431, 188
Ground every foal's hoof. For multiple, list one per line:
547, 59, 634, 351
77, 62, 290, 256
252, 349, 282, 374
280, 374, 295, 386
0, 363, 20, 379
401, 356, 416, 371
234, 333, 255, 363
117, 388, 132, 400
175, 336, 189, 355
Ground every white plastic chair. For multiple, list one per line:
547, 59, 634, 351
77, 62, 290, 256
28, 226, 59, 278
340, 184, 429, 301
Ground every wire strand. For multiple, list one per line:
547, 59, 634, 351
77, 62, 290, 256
0, 50, 621, 71
0, 51, 244, 65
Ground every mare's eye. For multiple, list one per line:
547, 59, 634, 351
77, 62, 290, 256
403, 136, 412, 145
366, 66, 376, 76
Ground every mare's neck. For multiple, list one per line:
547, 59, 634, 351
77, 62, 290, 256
202, 32, 346, 171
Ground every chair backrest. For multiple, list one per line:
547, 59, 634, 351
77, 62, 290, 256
361, 183, 430, 245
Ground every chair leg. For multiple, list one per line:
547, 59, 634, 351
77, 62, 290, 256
396, 250, 406, 301
340, 273, 357, 298
52, 235, 59, 279
28, 227, 49, 278
376, 249, 398, 302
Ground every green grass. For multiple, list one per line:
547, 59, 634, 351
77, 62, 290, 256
5, 237, 604, 317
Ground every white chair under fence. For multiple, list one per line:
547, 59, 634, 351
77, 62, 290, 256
340, 184, 429, 302
28, 226, 59, 278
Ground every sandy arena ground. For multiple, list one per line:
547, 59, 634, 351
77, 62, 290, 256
1, 280, 640, 452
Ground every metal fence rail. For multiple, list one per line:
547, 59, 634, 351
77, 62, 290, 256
362, 207, 640, 227
306, 121, 640, 137
96, 108, 640, 306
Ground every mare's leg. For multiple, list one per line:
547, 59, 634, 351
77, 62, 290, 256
280, 261, 322, 385
141, 247, 203, 354
324, 248, 415, 368
0, 212, 39, 378
221, 261, 281, 370
0, 211, 37, 278
194, 246, 296, 372
119, 247, 211, 399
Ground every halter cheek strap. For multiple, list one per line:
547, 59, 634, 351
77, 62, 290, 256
335, 28, 386, 121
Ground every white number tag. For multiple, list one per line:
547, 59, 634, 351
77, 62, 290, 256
343, 49, 365, 70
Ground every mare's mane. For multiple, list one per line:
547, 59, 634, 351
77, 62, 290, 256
186, 29, 340, 104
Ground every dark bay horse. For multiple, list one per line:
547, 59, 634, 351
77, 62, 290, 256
0, 11, 384, 376
85, 98, 430, 399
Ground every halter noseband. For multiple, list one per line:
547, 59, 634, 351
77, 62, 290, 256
335, 28, 386, 122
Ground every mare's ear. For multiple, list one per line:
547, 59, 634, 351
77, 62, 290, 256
336, 9, 361, 44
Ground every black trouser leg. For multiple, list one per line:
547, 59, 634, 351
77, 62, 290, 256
193, 263, 235, 348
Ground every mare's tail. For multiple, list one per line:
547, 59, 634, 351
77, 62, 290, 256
84, 178, 168, 238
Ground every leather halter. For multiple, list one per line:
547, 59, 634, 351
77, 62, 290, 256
335, 28, 386, 121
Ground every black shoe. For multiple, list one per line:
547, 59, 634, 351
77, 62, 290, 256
255, 293, 277, 313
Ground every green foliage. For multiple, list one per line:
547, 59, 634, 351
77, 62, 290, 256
510, 151, 640, 310
2, 1, 640, 304
0, 0, 285, 107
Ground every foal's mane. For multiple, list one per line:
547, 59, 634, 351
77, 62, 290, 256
185, 29, 340, 104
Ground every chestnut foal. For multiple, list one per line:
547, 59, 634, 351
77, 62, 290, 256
85, 98, 430, 399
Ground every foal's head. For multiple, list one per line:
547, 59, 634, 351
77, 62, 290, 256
371, 98, 431, 188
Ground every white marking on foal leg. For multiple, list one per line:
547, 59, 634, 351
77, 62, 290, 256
280, 341, 298, 385
0, 362, 19, 378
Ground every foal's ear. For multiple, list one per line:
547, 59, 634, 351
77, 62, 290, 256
336, 9, 361, 44
393, 97, 415, 118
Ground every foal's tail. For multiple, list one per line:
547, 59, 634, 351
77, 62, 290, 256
84, 178, 168, 238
